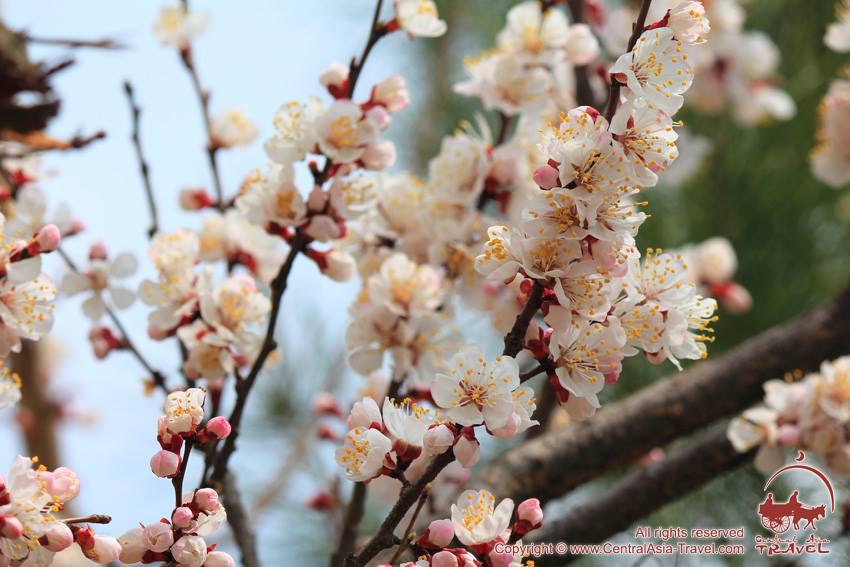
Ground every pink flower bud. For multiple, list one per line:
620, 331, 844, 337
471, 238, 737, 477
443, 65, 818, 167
306, 492, 337, 512
779, 425, 800, 447
0, 514, 24, 539
83, 535, 122, 564
43, 522, 73, 552
488, 547, 516, 567
362, 141, 397, 171
533, 164, 560, 189
373, 75, 410, 113
645, 350, 668, 365
204, 417, 232, 440
366, 106, 391, 130
194, 488, 220, 512
150, 450, 181, 478
432, 550, 459, 567
68, 218, 86, 236
320, 249, 356, 282
425, 518, 455, 548
89, 241, 108, 261
143, 521, 174, 553
35, 224, 61, 253
490, 413, 520, 439
453, 434, 480, 468
117, 527, 146, 564
311, 392, 344, 417
424, 424, 455, 456
171, 534, 208, 566
319, 63, 349, 92
179, 188, 214, 211
719, 282, 753, 314
205, 551, 236, 567
517, 498, 544, 528
172, 506, 195, 529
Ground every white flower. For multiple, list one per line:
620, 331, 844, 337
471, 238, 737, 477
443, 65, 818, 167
431, 346, 520, 430
382, 397, 434, 447
454, 52, 553, 116
366, 253, 444, 318
451, 489, 514, 546
236, 164, 307, 230
565, 23, 600, 65
334, 426, 392, 482
210, 109, 258, 148
549, 319, 625, 410
475, 226, 525, 283
0, 274, 56, 356
314, 100, 377, 164
0, 366, 21, 410
816, 356, 850, 422
139, 230, 199, 337
197, 210, 285, 283
153, 5, 209, 47
264, 99, 323, 165
812, 79, 850, 188
163, 388, 206, 434
373, 75, 411, 113
668, 1, 711, 45
394, 0, 447, 38
694, 237, 737, 283
428, 119, 491, 206
497, 1, 569, 60
826, 1, 850, 52
610, 27, 693, 114
60, 252, 137, 320
609, 99, 679, 187
348, 397, 383, 430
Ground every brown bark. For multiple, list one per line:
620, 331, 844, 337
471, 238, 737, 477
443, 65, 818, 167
528, 423, 753, 566
471, 286, 850, 504
11, 341, 61, 470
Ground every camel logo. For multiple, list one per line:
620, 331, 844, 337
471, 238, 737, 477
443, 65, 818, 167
757, 452, 834, 534
753, 452, 832, 557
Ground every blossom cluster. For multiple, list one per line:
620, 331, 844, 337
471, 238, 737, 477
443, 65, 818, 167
728, 356, 850, 476
0, 456, 121, 565
112, 387, 234, 566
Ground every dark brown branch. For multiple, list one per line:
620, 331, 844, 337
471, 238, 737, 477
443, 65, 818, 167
504, 282, 545, 357
347, 451, 454, 566
604, 0, 653, 122
56, 247, 169, 393
123, 82, 159, 238
206, 233, 308, 487
222, 473, 260, 567
471, 284, 850, 504
528, 423, 753, 566
330, 482, 368, 567
346, 0, 387, 99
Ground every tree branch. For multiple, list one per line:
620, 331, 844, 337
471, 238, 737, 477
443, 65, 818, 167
123, 81, 159, 238
330, 482, 368, 567
470, 284, 850, 504
504, 282, 545, 357
528, 423, 753, 566
222, 473, 260, 567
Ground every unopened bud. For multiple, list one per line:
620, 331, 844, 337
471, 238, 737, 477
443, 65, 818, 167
35, 224, 62, 253
149, 450, 180, 478
425, 518, 454, 548
533, 164, 561, 189
172, 506, 194, 529
193, 488, 220, 513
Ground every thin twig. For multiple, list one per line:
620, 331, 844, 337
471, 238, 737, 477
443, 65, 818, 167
19, 33, 124, 50
171, 438, 195, 509
346, 0, 387, 99
178, 0, 225, 210
504, 282, 545, 357
387, 484, 431, 564
222, 473, 260, 567
56, 247, 169, 393
206, 233, 308, 487
62, 514, 112, 525
123, 82, 159, 238
330, 482, 368, 567
603, 0, 654, 122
